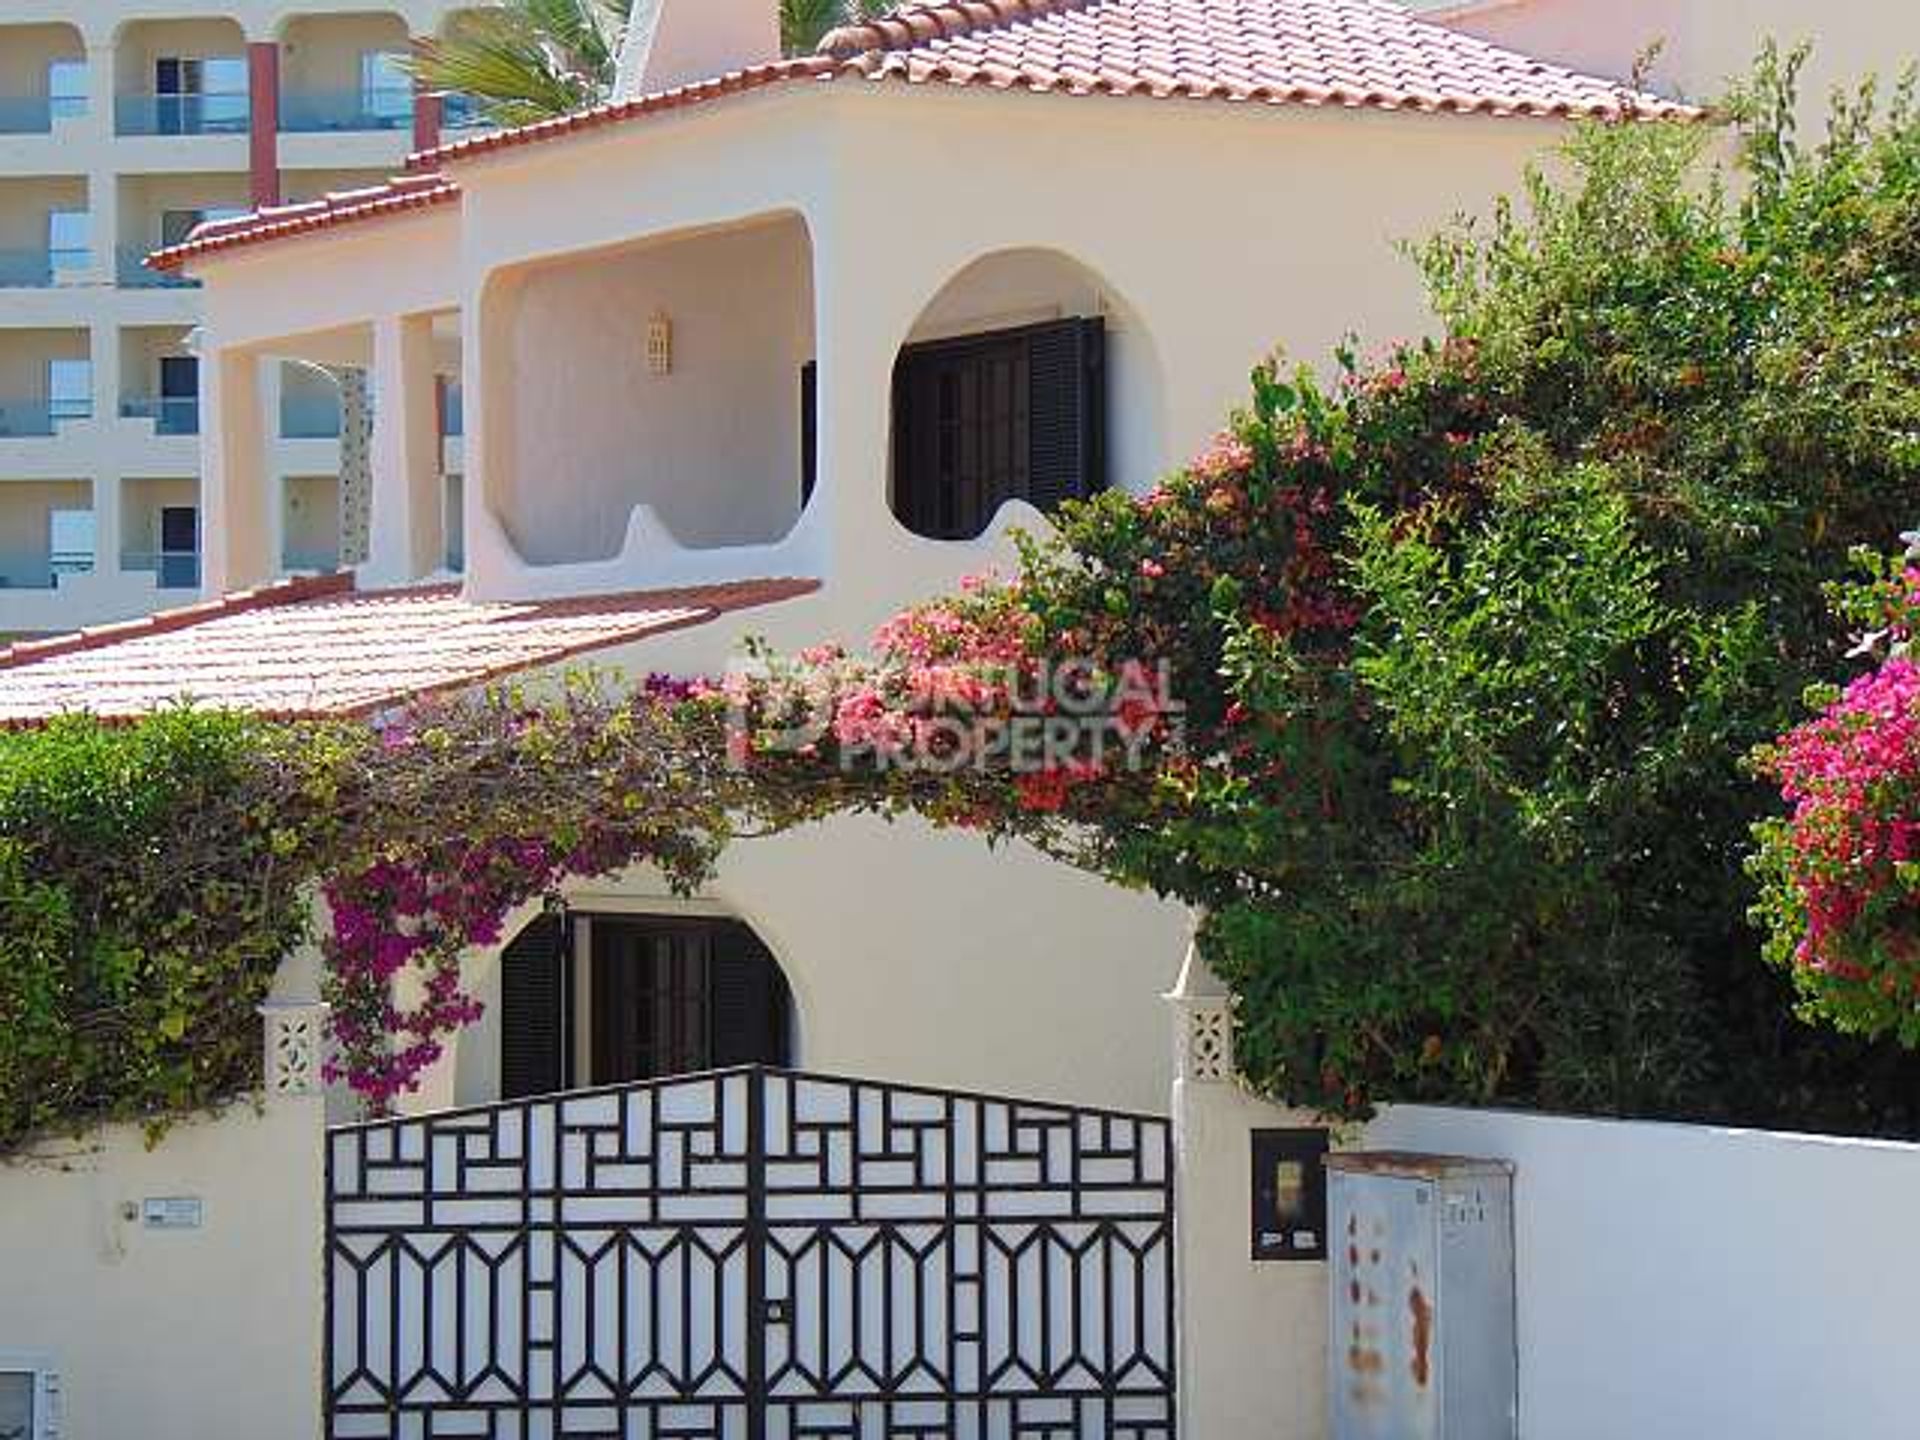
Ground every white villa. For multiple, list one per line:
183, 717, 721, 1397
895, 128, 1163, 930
0, 3, 1915, 1440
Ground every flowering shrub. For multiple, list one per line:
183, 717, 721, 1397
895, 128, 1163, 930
316, 676, 745, 1108
1752, 551, 1920, 1046
13, 56, 1920, 1148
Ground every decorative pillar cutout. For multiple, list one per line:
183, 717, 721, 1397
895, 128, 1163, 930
261, 1000, 329, 1096
1166, 935, 1234, 1084
337, 366, 372, 567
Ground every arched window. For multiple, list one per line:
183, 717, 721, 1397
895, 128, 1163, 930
888, 249, 1163, 541
499, 912, 791, 1098
890, 317, 1107, 540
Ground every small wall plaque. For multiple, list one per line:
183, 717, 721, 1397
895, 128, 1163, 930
141, 1196, 203, 1231
1251, 1129, 1328, 1261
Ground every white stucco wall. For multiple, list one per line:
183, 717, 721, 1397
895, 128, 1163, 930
1175, 1070, 1920, 1440
1365, 1104, 1920, 1440
0, 1097, 325, 1440
441, 815, 1189, 1118
1434, 0, 1920, 117
498, 214, 814, 561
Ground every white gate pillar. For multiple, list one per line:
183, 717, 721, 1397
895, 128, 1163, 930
1168, 934, 1330, 1440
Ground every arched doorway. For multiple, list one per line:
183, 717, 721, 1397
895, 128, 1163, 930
497, 910, 792, 1098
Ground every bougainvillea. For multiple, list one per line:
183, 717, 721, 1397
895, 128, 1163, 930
315, 675, 750, 1108
15, 56, 1920, 1149
1752, 552, 1920, 1046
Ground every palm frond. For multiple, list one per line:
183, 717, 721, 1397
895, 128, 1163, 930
781, 0, 897, 55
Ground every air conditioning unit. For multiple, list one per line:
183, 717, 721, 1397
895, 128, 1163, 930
0, 1356, 61, 1440
1326, 1153, 1516, 1440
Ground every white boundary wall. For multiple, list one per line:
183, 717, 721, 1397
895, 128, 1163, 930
1171, 948, 1920, 1440
0, 1021, 325, 1440
1365, 1103, 1920, 1440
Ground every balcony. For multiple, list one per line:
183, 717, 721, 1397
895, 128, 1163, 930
120, 395, 199, 436
115, 93, 249, 137
279, 87, 411, 133
0, 247, 88, 289
121, 549, 201, 589
117, 245, 197, 289
0, 95, 85, 135
0, 399, 89, 438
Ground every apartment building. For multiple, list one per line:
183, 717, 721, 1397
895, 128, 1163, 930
0, 0, 479, 636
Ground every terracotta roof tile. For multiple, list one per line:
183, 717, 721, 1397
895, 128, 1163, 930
815, 0, 1686, 115
149, 174, 460, 271
429, 0, 1689, 170
153, 0, 1693, 267
0, 574, 816, 723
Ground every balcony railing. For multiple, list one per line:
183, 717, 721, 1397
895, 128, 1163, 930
0, 399, 91, 437
120, 395, 200, 436
0, 247, 89, 288
439, 92, 491, 130
279, 87, 411, 133
115, 92, 249, 136
122, 549, 202, 589
0, 95, 85, 133
0, 553, 91, 590
117, 245, 198, 289
282, 547, 341, 574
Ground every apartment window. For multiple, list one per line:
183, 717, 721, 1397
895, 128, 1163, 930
159, 355, 199, 436
158, 504, 199, 588
154, 55, 248, 133
46, 359, 91, 422
499, 914, 791, 1099
47, 59, 88, 120
48, 508, 95, 576
47, 209, 88, 272
360, 51, 412, 126
890, 317, 1106, 540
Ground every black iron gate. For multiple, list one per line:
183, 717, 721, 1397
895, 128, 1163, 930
327, 1067, 1175, 1439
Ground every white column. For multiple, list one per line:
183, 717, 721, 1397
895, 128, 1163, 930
1167, 934, 1329, 1440
85, 45, 118, 286
363, 312, 443, 587
200, 347, 273, 595
89, 322, 122, 573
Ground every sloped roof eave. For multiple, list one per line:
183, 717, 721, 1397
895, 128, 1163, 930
147, 0, 1698, 269
0, 574, 819, 725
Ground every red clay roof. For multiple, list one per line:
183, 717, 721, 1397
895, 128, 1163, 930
149, 173, 460, 271
427, 0, 1688, 166
152, 0, 1690, 268
0, 572, 816, 723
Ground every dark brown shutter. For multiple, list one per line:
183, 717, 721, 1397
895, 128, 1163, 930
800, 361, 818, 509
499, 913, 568, 1099
891, 317, 1104, 538
1026, 317, 1105, 511
708, 922, 790, 1068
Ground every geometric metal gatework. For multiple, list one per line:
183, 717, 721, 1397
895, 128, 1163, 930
327, 1067, 1175, 1440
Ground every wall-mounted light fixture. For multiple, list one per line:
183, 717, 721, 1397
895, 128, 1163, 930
647, 311, 673, 376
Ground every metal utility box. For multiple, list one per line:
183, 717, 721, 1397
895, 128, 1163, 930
1326, 1152, 1517, 1440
